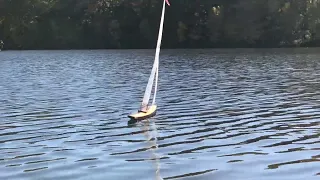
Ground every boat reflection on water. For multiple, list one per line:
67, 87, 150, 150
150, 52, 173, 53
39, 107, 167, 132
128, 119, 163, 180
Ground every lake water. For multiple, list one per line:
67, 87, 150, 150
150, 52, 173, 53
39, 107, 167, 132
0, 48, 319, 180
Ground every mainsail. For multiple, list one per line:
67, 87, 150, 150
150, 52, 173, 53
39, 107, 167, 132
140, 0, 167, 112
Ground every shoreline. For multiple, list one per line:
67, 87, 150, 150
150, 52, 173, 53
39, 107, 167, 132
1, 46, 320, 51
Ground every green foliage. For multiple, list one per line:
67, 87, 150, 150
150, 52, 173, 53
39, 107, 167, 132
1, 0, 320, 49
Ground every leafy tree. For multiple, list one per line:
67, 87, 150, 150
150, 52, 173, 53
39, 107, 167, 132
1, 0, 320, 49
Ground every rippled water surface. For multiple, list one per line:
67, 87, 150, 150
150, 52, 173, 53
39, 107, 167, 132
0, 49, 319, 180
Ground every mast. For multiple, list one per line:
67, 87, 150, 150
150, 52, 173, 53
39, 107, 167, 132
140, 0, 167, 111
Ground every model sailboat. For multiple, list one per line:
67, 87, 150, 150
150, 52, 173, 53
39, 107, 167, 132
128, 0, 170, 121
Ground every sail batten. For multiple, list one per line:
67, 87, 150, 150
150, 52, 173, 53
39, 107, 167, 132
140, 0, 166, 111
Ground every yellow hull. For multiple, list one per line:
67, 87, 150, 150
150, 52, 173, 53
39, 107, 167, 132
128, 105, 157, 121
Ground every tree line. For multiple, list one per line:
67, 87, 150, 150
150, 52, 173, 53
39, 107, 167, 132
1, 0, 320, 50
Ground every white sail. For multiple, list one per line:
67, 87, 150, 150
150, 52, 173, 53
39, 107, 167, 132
140, 0, 166, 111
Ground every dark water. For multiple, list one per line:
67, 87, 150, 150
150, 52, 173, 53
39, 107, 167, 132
0, 48, 319, 180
